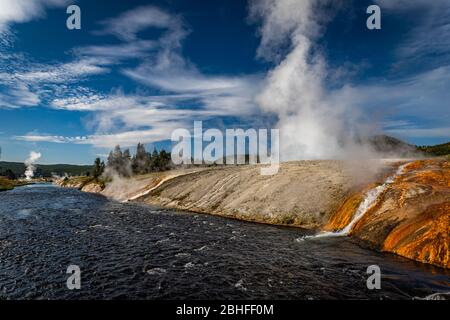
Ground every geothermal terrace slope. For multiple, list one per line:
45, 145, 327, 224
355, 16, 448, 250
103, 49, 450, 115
137, 161, 383, 228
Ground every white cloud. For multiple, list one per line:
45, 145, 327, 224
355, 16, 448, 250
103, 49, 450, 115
0, 82, 40, 108
74, 40, 157, 60
16, 127, 181, 149
0, 0, 70, 33
328, 66, 450, 126
45, 4, 261, 147
16, 134, 74, 144
9, 59, 109, 84
0, 58, 109, 108
376, 0, 450, 66
124, 64, 257, 93
124, 65, 261, 116
39, 79, 265, 148
49, 90, 255, 133
0, 1, 95, 109
96, 5, 187, 43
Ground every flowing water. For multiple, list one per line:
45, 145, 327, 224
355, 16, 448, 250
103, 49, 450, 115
299, 163, 409, 240
0, 184, 448, 300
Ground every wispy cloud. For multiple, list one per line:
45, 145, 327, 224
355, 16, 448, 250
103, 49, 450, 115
42, 4, 261, 147
74, 40, 157, 60
329, 66, 450, 124
376, 0, 450, 68
0, 58, 109, 109
45, 89, 259, 147
0, 82, 40, 108
1, 58, 109, 85
95, 5, 187, 43
0, 0, 70, 33
16, 127, 181, 149
381, 117, 449, 141
2, 3, 261, 146
124, 65, 261, 115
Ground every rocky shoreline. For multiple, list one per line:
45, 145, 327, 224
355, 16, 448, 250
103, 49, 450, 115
57, 159, 449, 269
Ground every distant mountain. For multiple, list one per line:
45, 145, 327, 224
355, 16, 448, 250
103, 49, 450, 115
0, 161, 93, 178
367, 135, 418, 155
368, 135, 449, 157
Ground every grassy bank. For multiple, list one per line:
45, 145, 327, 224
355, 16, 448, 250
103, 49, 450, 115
0, 177, 28, 192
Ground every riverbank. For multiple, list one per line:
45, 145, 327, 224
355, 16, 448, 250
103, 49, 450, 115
58, 159, 449, 269
56, 176, 105, 193
0, 177, 30, 191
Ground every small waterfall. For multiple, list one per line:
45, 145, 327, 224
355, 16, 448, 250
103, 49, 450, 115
296, 163, 409, 242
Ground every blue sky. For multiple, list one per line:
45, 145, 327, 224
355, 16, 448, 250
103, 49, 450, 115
0, 0, 449, 164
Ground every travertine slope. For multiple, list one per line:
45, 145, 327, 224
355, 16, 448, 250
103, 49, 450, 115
326, 159, 449, 268
138, 161, 368, 228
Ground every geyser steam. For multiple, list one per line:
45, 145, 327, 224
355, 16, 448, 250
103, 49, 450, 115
250, 0, 375, 160
24, 151, 41, 180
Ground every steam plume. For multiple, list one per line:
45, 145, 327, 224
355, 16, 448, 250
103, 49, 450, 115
250, 0, 375, 160
24, 151, 41, 180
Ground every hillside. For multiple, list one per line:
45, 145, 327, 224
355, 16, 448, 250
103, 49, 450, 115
0, 161, 93, 178
368, 135, 417, 155
417, 142, 450, 156
367, 135, 450, 157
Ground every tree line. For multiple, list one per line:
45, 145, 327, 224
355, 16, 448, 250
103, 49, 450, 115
0, 167, 16, 180
93, 143, 172, 178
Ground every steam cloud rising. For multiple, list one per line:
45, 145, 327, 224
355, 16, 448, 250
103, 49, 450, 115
250, 0, 376, 160
24, 151, 42, 180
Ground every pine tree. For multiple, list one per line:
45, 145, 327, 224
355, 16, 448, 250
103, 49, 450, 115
107, 151, 114, 168
123, 149, 132, 176
133, 143, 149, 174
106, 145, 128, 176
93, 157, 105, 179
150, 148, 159, 170
159, 149, 171, 170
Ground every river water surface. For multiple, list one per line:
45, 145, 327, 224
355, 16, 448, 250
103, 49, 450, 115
0, 184, 448, 299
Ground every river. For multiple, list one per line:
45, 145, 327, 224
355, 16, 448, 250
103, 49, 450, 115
0, 184, 448, 299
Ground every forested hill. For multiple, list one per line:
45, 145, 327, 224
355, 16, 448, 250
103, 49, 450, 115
417, 142, 450, 156
0, 161, 93, 178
